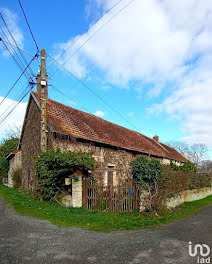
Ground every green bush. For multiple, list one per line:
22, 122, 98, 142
152, 165, 212, 212
199, 173, 211, 188
0, 170, 4, 184
131, 156, 163, 212
34, 149, 95, 202
131, 156, 162, 187
170, 160, 197, 173
0, 137, 19, 177
11, 168, 22, 189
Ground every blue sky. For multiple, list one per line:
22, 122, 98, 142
0, 0, 212, 158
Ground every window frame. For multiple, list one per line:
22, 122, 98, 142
91, 145, 101, 157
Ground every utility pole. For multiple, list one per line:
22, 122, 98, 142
36, 49, 48, 152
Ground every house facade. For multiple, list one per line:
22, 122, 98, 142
10, 49, 187, 207
15, 89, 187, 194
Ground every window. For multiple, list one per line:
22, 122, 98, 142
91, 145, 101, 156
107, 171, 113, 186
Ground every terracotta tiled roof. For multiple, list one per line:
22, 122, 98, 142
6, 149, 21, 160
32, 92, 187, 162
11, 150, 21, 155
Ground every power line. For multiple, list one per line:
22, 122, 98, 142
49, 0, 136, 78
0, 83, 35, 126
47, 0, 127, 71
0, 80, 32, 120
18, 0, 39, 51
0, 12, 35, 77
0, 53, 38, 107
0, 37, 35, 57
0, 25, 31, 80
51, 85, 91, 113
48, 54, 141, 133
50, 0, 135, 78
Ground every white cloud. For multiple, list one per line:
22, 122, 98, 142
0, 8, 24, 56
127, 112, 134, 117
94, 110, 104, 117
55, 0, 212, 147
99, 85, 111, 91
56, 0, 196, 85
0, 96, 27, 138
149, 55, 212, 146
54, 37, 88, 78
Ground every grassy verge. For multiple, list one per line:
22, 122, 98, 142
0, 184, 211, 232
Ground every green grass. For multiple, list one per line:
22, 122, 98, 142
0, 184, 211, 232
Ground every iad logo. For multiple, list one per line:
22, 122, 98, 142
189, 241, 211, 263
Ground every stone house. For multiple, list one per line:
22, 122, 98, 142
9, 50, 187, 207
15, 88, 187, 206
6, 150, 22, 187
17, 89, 187, 189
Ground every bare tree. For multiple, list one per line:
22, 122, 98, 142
166, 141, 208, 165
166, 141, 189, 156
5, 124, 22, 139
187, 144, 208, 165
199, 160, 212, 171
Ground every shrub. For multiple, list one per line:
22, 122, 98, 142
152, 165, 212, 212
0, 137, 19, 177
131, 156, 162, 187
34, 149, 95, 202
11, 168, 22, 189
0, 170, 4, 184
170, 160, 197, 173
131, 156, 162, 211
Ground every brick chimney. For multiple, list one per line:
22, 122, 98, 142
153, 135, 159, 142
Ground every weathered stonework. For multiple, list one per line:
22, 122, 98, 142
165, 187, 212, 209
162, 158, 171, 165
7, 151, 22, 187
49, 135, 183, 187
21, 98, 41, 190
51, 136, 134, 185
72, 175, 82, 207
60, 195, 73, 207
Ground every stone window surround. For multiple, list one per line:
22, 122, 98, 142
104, 164, 117, 186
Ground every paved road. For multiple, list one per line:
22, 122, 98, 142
0, 196, 211, 264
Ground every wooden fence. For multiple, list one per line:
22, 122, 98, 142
82, 179, 139, 213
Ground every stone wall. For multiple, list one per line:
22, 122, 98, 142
72, 175, 82, 207
21, 98, 41, 190
165, 187, 212, 209
51, 137, 134, 185
8, 151, 22, 187
50, 136, 182, 186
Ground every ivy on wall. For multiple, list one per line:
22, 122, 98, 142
131, 156, 162, 187
130, 156, 211, 212
131, 156, 163, 211
34, 149, 95, 201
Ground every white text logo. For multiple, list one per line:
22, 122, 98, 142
189, 241, 211, 263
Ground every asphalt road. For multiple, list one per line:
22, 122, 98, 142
0, 196, 211, 264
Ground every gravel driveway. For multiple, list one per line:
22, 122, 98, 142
0, 196, 211, 264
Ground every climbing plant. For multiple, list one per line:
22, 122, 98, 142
34, 149, 95, 201
131, 156, 162, 187
131, 156, 162, 211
